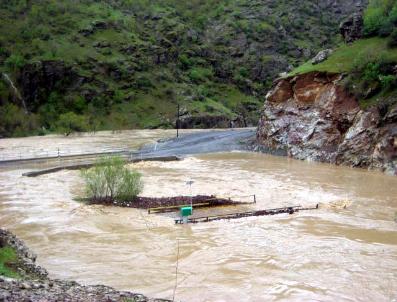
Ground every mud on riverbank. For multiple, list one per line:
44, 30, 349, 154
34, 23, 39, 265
86, 195, 253, 210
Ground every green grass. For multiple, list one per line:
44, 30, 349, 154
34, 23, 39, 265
359, 89, 397, 109
0, 246, 20, 278
290, 37, 397, 75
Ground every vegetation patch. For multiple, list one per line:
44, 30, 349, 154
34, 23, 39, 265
290, 37, 397, 75
81, 156, 143, 203
0, 246, 20, 278
0, 0, 362, 137
290, 0, 397, 109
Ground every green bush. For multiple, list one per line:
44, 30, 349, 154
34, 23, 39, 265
347, 49, 396, 99
380, 74, 397, 89
4, 54, 26, 72
364, 6, 385, 36
0, 246, 19, 278
0, 103, 38, 137
178, 54, 192, 69
55, 112, 88, 136
364, 0, 397, 37
81, 156, 143, 202
388, 28, 397, 47
189, 67, 213, 83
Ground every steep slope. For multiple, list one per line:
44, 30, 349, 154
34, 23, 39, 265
256, 72, 397, 174
256, 1, 397, 174
0, 0, 365, 137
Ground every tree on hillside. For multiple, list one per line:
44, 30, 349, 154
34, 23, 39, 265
55, 112, 87, 136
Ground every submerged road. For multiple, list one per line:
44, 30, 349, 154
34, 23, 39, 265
138, 128, 256, 157
0, 128, 256, 165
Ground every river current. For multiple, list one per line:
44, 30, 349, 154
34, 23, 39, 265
0, 130, 396, 301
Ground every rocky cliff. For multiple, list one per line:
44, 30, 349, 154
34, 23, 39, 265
256, 72, 397, 175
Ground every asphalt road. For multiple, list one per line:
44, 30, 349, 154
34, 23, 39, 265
138, 128, 256, 157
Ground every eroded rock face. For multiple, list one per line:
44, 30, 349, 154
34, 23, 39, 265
339, 12, 364, 43
256, 72, 397, 175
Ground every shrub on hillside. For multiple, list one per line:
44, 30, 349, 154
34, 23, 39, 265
4, 54, 25, 72
345, 50, 397, 99
189, 67, 213, 83
81, 156, 143, 202
55, 112, 88, 136
364, 0, 397, 37
380, 74, 397, 90
388, 28, 397, 47
0, 104, 39, 137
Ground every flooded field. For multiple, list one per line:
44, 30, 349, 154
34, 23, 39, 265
0, 130, 396, 301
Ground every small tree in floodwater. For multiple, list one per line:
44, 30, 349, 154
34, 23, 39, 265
81, 156, 143, 203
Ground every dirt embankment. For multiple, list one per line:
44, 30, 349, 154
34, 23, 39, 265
256, 72, 397, 175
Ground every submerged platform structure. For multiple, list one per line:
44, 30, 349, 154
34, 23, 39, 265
174, 204, 319, 224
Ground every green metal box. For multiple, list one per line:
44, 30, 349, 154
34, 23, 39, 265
181, 206, 192, 217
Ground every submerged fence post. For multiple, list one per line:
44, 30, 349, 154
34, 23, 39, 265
176, 104, 180, 138
254, 194, 256, 204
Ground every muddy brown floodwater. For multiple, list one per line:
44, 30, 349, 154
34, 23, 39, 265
0, 130, 396, 302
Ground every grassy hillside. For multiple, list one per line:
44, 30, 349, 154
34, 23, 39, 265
290, 0, 397, 109
0, 0, 365, 137
290, 37, 397, 75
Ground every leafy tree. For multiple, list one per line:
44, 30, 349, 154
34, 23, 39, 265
55, 112, 87, 136
0, 103, 38, 137
4, 54, 25, 72
81, 156, 143, 202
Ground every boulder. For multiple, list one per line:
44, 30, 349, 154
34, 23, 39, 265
311, 49, 333, 65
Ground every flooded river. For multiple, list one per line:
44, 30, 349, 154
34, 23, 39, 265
0, 130, 396, 301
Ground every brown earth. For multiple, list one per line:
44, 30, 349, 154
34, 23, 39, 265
256, 71, 397, 175
87, 195, 249, 209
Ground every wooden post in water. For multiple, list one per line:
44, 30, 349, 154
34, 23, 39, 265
176, 104, 180, 138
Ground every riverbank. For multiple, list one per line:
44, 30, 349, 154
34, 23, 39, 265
0, 229, 170, 302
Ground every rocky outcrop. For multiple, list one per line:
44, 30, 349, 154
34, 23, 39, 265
339, 12, 364, 43
0, 276, 170, 302
256, 72, 397, 175
0, 229, 47, 280
0, 229, 171, 302
78, 21, 115, 37
17, 61, 81, 112
311, 49, 333, 65
179, 115, 246, 129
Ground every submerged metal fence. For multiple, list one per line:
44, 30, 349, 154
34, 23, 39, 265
0, 147, 139, 164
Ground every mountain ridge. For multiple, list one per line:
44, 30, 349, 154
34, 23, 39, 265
0, 0, 366, 137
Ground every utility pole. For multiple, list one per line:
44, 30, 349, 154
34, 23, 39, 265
176, 104, 180, 138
